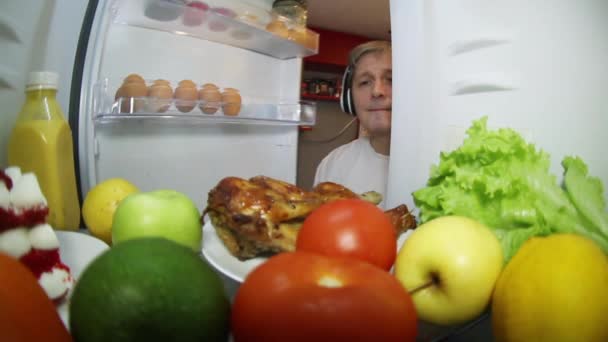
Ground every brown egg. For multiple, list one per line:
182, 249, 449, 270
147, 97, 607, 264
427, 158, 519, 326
123, 73, 146, 85
152, 79, 171, 86
266, 20, 289, 39
221, 88, 242, 116
178, 79, 197, 88
201, 83, 219, 90
147, 83, 174, 113
116, 82, 148, 113
174, 81, 198, 113
198, 86, 221, 114
115, 85, 127, 101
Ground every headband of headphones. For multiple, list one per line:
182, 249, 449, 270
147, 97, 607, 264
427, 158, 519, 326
340, 64, 356, 116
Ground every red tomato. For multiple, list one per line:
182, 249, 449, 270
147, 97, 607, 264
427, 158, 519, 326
297, 198, 397, 270
231, 252, 417, 342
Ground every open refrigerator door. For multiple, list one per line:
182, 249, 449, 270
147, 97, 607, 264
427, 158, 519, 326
75, 0, 320, 297
388, 0, 608, 209
77, 0, 318, 208
388, 0, 608, 340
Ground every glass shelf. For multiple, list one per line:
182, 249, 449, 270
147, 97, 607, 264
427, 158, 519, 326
110, 0, 319, 59
301, 94, 340, 102
92, 78, 316, 126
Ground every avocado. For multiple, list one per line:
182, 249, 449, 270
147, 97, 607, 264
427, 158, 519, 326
69, 238, 230, 342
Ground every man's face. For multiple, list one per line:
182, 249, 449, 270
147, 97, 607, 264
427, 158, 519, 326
352, 51, 392, 137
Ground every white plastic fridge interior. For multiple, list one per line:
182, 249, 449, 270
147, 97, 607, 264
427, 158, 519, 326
387, 0, 608, 209
78, 0, 307, 206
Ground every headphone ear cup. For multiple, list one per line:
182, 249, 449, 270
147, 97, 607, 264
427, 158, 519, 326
346, 88, 355, 116
340, 65, 356, 116
340, 87, 350, 115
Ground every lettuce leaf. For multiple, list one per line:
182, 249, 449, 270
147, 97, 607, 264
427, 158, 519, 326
563, 156, 608, 237
413, 117, 608, 262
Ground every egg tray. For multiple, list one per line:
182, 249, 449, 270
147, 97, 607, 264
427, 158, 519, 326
92, 78, 317, 125
112, 96, 241, 116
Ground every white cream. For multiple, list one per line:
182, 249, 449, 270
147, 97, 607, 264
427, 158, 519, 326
1, 167, 73, 302
10, 173, 47, 209
0, 227, 31, 258
4, 166, 22, 183
39, 267, 73, 300
29, 223, 59, 250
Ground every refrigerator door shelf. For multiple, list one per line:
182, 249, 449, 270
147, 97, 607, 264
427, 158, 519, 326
93, 100, 316, 126
91, 78, 315, 125
94, 77, 316, 125
111, 0, 319, 59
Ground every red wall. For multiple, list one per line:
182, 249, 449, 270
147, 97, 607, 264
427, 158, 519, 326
305, 27, 371, 69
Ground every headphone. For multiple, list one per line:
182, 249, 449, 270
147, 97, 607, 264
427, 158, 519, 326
340, 64, 356, 116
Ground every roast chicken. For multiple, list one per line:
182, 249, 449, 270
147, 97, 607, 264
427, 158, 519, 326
203, 176, 417, 260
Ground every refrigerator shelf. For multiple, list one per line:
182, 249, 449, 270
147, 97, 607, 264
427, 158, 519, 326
110, 0, 319, 59
93, 101, 317, 126
92, 78, 316, 126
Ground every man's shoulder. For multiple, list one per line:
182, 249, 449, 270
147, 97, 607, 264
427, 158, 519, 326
315, 139, 360, 185
323, 138, 367, 161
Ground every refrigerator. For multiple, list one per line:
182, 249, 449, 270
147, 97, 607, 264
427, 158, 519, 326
6, 1, 607, 246
78, 0, 320, 296
76, 0, 316, 207
1, 0, 318, 297
1, 0, 317, 202
2, 0, 607, 339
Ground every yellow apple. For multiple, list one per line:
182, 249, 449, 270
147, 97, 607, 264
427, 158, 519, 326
394, 215, 503, 326
492, 233, 608, 342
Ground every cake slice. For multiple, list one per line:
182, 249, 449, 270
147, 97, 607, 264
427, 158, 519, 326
0, 167, 73, 303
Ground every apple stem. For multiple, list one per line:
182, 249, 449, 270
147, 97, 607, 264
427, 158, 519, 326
407, 280, 435, 294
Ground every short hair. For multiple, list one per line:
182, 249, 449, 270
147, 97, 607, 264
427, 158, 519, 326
348, 40, 392, 71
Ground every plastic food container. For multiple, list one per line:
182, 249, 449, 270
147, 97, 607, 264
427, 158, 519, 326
182, 1, 209, 27
144, 0, 186, 22
208, 7, 236, 32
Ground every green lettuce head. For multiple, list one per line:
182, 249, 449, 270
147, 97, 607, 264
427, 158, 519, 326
413, 116, 608, 262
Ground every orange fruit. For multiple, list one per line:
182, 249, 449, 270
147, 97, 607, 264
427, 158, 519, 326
492, 234, 608, 341
0, 252, 72, 342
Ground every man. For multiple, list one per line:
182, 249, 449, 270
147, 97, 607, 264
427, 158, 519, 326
313, 40, 392, 208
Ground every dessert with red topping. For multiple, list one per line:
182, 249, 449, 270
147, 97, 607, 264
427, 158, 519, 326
0, 167, 73, 303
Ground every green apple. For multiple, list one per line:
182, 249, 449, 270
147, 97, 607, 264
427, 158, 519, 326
394, 215, 503, 326
112, 190, 202, 252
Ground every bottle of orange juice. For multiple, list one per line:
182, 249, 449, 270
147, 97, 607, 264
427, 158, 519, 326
8, 71, 80, 230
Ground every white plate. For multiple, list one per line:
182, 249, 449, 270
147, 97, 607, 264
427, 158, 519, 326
201, 221, 265, 283
201, 221, 415, 283
55, 231, 110, 328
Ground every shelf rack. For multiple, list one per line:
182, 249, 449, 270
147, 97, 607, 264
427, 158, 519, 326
92, 78, 316, 126
111, 0, 319, 59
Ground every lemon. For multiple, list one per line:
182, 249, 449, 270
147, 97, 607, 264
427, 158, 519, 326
492, 233, 608, 342
82, 178, 139, 244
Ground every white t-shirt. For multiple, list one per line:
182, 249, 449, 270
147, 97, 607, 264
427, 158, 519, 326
313, 137, 389, 209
